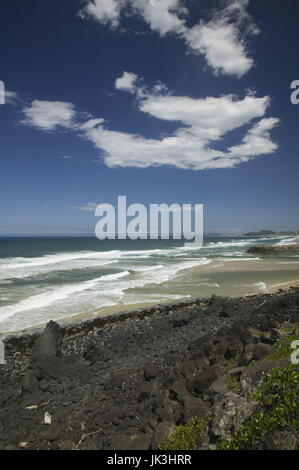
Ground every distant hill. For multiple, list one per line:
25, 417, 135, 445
244, 230, 298, 237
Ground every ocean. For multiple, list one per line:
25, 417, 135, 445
0, 235, 299, 334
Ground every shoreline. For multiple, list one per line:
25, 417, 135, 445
2, 239, 299, 337
2, 277, 299, 342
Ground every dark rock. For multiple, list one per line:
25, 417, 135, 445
209, 375, 228, 400
182, 396, 210, 423
151, 422, 175, 450
31, 321, 62, 359
237, 351, 254, 367
211, 392, 258, 438
187, 365, 224, 397
2, 288, 299, 450
261, 430, 298, 450
104, 373, 127, 391
252, 343, 274, 361
241, 361, 277, 393
213, 341, 228, 359
144, 366, 158, 381
260, 330, 280, 345
227, 367, 244, 378
247, 244, 299, 255
111, 430, 152, 450
83, 344, 111, 364
219, 306, 230, 318
225, 340, 243, 359
138, 391, 150, 403
168, 380, 189, 403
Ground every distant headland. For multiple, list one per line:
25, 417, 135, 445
243, 230, 298, 237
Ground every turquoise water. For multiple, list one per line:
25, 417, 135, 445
0, 236, 298, 333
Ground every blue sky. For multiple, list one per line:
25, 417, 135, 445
0, 0, 298, 235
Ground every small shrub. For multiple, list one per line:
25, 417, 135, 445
217, 365, 299, 450
266, 330, 299, 363
159, 414, 211, 450
224, 354, 240, 372
226, 374, 242, 394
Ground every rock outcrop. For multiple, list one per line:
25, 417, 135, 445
0, 288, 298, 450
247, 244, 299, 255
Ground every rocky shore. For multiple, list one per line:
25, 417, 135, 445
0, 288, 298, 450
247, 244, 299, 255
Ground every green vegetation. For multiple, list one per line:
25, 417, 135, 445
159, 414, 211, 450
245, 325, 299, 369
217, 365, 299, 450
226, 373, 242, 394
224, 354, 240, 372
266, 329, 299, 363
159, 325, 299, 451
280, 322, 299, 334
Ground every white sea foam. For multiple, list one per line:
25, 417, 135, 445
99, 271, 130, 281
132, 265, 165, 272
0, 257, 119, 281
271, 280, 297, 288
0, 258, 210, 329
198, 282, 220, 288
254, 281, 267, 292
0, 247, 185, 281
222, 257, 260, 261
0, 250, 123, 269
206, 239, 256, 248
0, 271, 130, 322
275, 238, 297, 246
279, 262, 299, 264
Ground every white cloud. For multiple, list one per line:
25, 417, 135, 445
75, 202, 99, 212
79, 0, 124, 28
5, 91, 20, 105
79, 0, 258, 77
227, 117, 280, 162
184, 22, 253, 78
131, 0, 185, 36
115, 71, 138, 92
22, 100, 76, 131
19, 76, 279, 172
79, 77, 279, 171
184, 0, 257, 77
139, 93, 269, 139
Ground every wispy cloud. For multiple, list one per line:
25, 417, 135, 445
5, 90, 21, 105
78, 0, 125, 28
184, 0, 257, 78
79, 0, 258, 77
74, 202, 99, 212
22, 100, 76, 131
115, 71, 138, 92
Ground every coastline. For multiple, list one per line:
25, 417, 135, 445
1, 256, 299, 339
2, 236, 299, 336
2, 278, 299, 342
